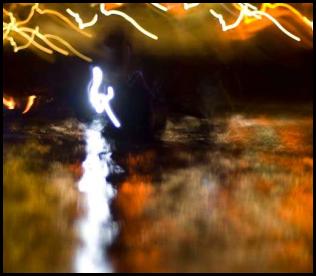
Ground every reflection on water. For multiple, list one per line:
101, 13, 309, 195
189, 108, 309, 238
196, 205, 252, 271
75, 119, 119, 273
110, 111, 313, 272
3, 105, 313, 272
3, 141, 80, 272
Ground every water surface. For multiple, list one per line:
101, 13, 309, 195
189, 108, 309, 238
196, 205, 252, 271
3, 104, 313, 272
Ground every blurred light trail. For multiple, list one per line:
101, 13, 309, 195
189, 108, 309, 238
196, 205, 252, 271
22, 95, 36, 114
66, 8, 98, 30
100, 4, 158, 40
183, 3, 200, 10
210, 3, 301, 41
75, 119, 118, 273
150, 3, 168, 12
210, 5, 245, 31
96, 3, 309, 42
3, 95, 38, 114
3, 3, 92, 61
3, 3, 312, 60
103, 86, 121, 128
17, 3, 91, 37
3, 96, 16, 110
89, 66, 121, 128
240, 3, 313, 30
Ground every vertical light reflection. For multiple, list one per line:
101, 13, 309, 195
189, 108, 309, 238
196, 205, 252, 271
74, 119, 118, 273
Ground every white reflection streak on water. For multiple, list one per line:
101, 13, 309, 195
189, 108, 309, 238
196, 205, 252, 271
74, 119, 117, 273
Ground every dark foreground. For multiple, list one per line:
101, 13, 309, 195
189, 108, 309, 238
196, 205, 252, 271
3, 103, 313, 272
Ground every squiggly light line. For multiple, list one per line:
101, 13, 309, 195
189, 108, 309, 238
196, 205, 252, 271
34, 4, 91, 37
100, 4, 158, 40
210, 5, 246, 31
3, 3, 92, 61
210, 3, 301, 42
253, 10, 301, 41
150, 3, 168, 12
3, 3, 313, 61
13, 26, 39, 52
237, 3, 313, 30
89, 66, 121, 128
264, 3, 313, 31
66, 8, 98, 30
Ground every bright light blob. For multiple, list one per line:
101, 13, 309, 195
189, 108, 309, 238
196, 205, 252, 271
89, 66, 121, 128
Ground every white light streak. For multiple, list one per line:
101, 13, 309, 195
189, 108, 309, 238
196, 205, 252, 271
100, 4, 158, 40
104, 86, 121, 128
89, 66, 121, 128
254, 10, 301, 41
150, 3, 169, 12
210, 6, 245, 31
183, 3, 200, 10
210, 3, 301, 42
66, 8, 98, 29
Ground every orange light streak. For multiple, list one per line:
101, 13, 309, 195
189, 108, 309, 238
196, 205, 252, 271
3, 96, 16, 110
210, 3, 302, 42
22, 95, 37, 114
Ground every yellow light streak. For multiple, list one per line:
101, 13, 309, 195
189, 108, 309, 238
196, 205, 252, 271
232, 3, 313, 30
15, 3, 38, 26
10, 27, 53, 54
8, 37, 18, 49
249, 3, 313, 30
44, 34, 92, 62
3, 4, 92, 61
66, 8, 98, 30
100, 4, 158, 40
14, 26, 39, 52
26, 29, 70, 56
22, 95, 36, 114
210, 3, 301, 42
34, 4, 92, 38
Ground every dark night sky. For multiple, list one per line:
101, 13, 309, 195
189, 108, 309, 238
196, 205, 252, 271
3, 40, 313, 100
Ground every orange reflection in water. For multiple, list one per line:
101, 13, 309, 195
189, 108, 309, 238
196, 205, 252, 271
117, 176, 153, 219
111, 150, 163, 272
111, 111, 312, 272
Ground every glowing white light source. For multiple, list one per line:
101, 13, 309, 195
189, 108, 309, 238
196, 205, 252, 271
89, 66, 121, 128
